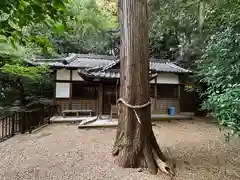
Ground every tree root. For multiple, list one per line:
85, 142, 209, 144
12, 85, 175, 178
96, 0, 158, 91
149, 130, 175, 176
144, 138, 175, 176
153, 150, 175, 176
143, 144, 158, 174
112, 131, 124, 156
113, 132, 175, 176
150, 131, 167, 162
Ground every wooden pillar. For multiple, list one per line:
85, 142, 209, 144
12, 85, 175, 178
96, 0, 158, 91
116, 79, 119, 103
178, 84, 181, 99
178, 84, 181, 114
53, 69, 59, 114
154, 77, 157, 111
69, 69, 73, 110
53, 69, 57, 105
98, 82, 103, 118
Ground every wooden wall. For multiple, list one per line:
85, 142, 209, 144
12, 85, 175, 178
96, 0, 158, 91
55, 99, 98, 114
151, 98, 180, 114
55, 98, 180, 115
150, 73, 179, 84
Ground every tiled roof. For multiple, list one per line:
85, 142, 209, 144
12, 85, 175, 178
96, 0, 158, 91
54, 54, 116, 68
26, 58, 63, 66
150, 61, 190, 73
80, 70, 120, 79
30, 53, 191, 73
78, 69, 158, 80
98, 59, 190, 73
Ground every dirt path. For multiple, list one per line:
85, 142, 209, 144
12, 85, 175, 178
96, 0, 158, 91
0, 119, 239, 180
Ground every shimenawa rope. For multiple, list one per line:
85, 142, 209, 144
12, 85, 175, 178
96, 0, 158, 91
117, 98, 151, 124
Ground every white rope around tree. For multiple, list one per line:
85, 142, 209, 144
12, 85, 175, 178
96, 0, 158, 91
117, 98, 151, 124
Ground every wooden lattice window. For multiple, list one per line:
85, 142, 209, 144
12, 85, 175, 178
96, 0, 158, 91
72, 83, 98, 99
156, 84, 178, 98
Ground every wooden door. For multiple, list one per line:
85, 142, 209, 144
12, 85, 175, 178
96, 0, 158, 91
103, 86, 117, 114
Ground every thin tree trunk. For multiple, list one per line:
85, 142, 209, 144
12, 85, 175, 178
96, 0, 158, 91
198, 0, 205, 48
18, 79, 26, 106
112, 0, 173, 175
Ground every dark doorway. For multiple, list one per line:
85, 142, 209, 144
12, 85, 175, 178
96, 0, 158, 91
180, 85, 197, 112
103, 86, 117, 114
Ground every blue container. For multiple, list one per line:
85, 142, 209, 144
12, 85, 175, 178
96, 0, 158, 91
168, 107, 175, 116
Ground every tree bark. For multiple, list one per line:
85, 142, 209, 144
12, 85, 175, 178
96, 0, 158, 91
113, 0, 172, 175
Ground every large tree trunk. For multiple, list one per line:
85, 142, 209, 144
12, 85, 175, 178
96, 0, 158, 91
112, 0, 173, 175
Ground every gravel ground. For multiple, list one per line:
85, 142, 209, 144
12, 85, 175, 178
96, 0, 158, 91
0, 118, 240, 180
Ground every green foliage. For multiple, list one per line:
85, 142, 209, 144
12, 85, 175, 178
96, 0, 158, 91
0, 0, 68, 78
0, 0, 69, 64
0, 0, 68, 46
198, 27, 240, 135
46, 0, 118, 55
149, 0, 240, 135
0, 0, 68, 106
24, 75, 54, 101
2, 64, 50, 80
0, 72, 53, 106
196, 0, 240, 135
149, 0, 200, 63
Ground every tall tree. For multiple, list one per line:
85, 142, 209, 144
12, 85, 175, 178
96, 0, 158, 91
112, 0, 173, 175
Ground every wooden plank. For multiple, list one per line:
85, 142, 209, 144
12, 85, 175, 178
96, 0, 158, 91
63, 110, 93, 112
62, 109, 93, 117
56, 99, 98, 113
